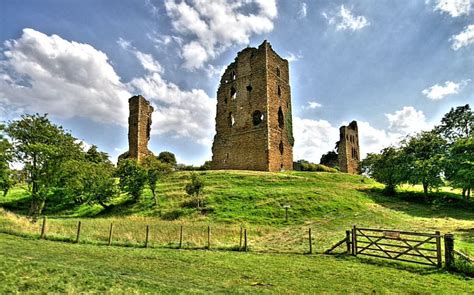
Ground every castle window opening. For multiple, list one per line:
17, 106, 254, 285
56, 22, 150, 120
279, 141, 284, 155
228, 112, 235, 127
246, 84, 253, 92
231, 71, 236, 80
278, 85, 281, 97
278, 107, 284, 128
252, 110, 264, 126
230, 86, 237, 100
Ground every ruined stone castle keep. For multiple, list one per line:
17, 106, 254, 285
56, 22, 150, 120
211, 41, 294, 171
337, 121, 360, 174
122, 95, 154, 162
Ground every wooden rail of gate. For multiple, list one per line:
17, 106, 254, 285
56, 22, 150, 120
351, 226, 442, 267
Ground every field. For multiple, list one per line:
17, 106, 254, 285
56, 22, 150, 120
0, 170, 473, 293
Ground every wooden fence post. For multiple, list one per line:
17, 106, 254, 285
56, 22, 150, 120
244, 228, 248, 252
308, 228, 313, 254
352, 225, 357, 256
179, 225, 183, 249
435, 231, 442, 268
444, 233, 454, 269
40, 216, 47, 239
108, 223, 113, 246
207, 226, 211, 249
345, 230, 351, 254
145, 225, 150, 248
75, 221, 81, 243
239, 227, 243, 250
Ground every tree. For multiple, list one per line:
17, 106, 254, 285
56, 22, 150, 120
142, 156, 173, 205
85, 145, 111, 165
116, 159, 147, 202
444, 135, 474, 199
435, 104, 473, 143
320, 151, 338, 168
185, 172, 205, 208
402, 131, 447, 196
157, 151, 177, 167
0, 126, 12, 196
5, 114, 83, 219
361, 147, 406, 195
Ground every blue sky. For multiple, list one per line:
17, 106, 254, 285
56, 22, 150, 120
0, 0, 473, 165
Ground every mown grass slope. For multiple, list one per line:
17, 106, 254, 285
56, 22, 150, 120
1, 234, 473, 294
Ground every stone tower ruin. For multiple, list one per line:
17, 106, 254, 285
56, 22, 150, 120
211, 41, 294, 171
338, 121, 360, 174
127, 95, 154, 162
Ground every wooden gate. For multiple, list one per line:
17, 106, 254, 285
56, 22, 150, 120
352, 226, 442, 267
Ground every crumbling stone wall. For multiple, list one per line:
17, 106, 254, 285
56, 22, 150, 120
211, 41, 294, 171
338, 121, 360, 174
127, 95, 154, 162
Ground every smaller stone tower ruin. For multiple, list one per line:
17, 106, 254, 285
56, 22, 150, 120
123, 95, 154, 162
338, 121, 360, 174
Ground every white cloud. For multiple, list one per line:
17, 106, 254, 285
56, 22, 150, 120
0, 28, 130, 125
284, 52, 303, 62
298, 2, 308, 19
451, 24, 474, 50
164, 0, 277, 70
293, 117, 339, 162
306, 101, 322, 109
323, 5, 370, 31
433, 0, 471, 17
385, 106, 431, 134
118, 38, 164, 73
422, 80, 470, 100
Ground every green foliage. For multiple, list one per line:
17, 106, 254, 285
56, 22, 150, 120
361, 147, 406, 195
5, 114, 83, 219
85, 145, 111, 165
296, 160, 338, 173
142, 156, 173, 205
435, 104, 473, 143
157, 151, 177, 167
57, 160, 118, 208
319, 151, 339, 168
116, 159, 147, 202
0, 125, 12, 196
444, 135, 474, 199
401, 131, 447, 195
200, 160, 212, 170
185, 172, 205, 208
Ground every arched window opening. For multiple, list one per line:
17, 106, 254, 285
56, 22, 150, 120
279, 141, 284, 155
252, 110, 264, 126
276, 67, 280, 77
230, 86, 237, 100
278, 107, 284, 128
231, 71, 236, 80
246, 84, 253, 92
228, 112, 235, 127
277, 85, 281, 97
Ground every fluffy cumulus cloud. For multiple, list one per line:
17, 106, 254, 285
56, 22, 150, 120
422, 80, 470, 100
433, 0, 471, 17
293, 106, 431, 162
164, 0, 277, 70
0, 28, 130, 125
298, 2, 308, 19
322, 5, 370, 31
451, 24, 474, 50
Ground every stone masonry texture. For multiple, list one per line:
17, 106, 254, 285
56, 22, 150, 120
338, 121, 360, 174
127, 95, 154, 162
211, 40, 294, 171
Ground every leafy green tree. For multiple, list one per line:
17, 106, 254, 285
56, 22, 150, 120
85, 145, 111, 165
0, 126, 12, 196
185, 172, 205, 208
319, 151, 339, 168
200, 160, 212, 170
361, 147, 406, 195
5, 114, 83, 219
402, 131, 447, 196
435, 104, 473, 143
116, 159, 147, 202
444, 135, 474, 199
142, 156, 173, 205
157, 151, 177, 167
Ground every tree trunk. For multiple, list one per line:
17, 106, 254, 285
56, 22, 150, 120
468, 188, 471, 198
462, 188, 467, 199
423, 182, 428, 196
152, 190, 158, 206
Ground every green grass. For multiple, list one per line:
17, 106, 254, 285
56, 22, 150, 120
1, 233, 473, 294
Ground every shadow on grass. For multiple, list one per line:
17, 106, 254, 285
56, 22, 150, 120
359, 187, 474, 221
